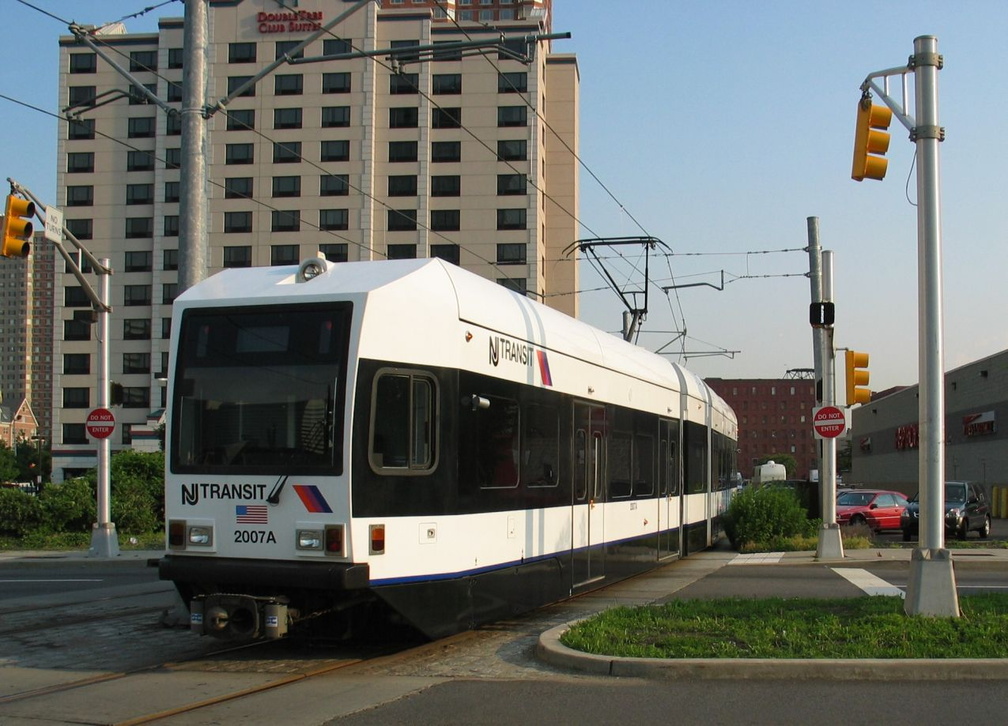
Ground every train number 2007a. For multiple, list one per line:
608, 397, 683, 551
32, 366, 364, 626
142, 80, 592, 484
234, 530, 276, 544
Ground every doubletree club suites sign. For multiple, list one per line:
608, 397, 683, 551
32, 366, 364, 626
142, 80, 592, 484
257, 9, 323, 34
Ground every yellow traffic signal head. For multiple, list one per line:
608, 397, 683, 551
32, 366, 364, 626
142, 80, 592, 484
851, 100, 893, 182
845, 350, 871, 405
1, 194, 35, 258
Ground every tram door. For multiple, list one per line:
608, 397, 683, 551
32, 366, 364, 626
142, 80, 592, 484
572, 403, 606, 587
658, 419, 682, 559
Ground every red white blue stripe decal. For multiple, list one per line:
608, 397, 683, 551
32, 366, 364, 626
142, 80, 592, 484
537, 350, 553, 386
293, 484, 332, 513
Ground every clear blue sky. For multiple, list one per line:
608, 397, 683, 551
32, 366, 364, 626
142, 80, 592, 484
3, 0, 1005, 393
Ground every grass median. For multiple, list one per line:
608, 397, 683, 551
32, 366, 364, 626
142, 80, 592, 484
560, 594, 1008, 659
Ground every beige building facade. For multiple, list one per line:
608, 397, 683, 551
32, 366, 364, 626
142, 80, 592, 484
53, 0, 578, 479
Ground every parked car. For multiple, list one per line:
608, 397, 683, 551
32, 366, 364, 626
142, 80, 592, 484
900, 481, 991, 542
836, 489, 909, 532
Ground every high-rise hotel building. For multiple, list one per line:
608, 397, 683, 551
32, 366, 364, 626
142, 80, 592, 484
53, 0, 578, 480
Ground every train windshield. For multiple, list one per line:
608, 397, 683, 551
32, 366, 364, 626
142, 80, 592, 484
171, 303, 352, 475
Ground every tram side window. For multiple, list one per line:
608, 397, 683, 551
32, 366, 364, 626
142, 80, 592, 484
369, 370, 437, 473
476, 396, 520, 489
634, 433, 655, 496
609, 431, 632, 499
683, 420, 708, 495
522, 403, 558, 488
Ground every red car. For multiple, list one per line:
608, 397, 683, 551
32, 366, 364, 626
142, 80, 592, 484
836, 489, 909, 532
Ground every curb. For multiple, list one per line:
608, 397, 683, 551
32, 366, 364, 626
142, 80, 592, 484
536, 622, 1008, 680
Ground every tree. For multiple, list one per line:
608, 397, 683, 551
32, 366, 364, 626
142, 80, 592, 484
0, 442, 19, 483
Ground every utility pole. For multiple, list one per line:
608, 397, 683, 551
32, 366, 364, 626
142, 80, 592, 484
179, 0, 209, 293
854, 35, 956, 615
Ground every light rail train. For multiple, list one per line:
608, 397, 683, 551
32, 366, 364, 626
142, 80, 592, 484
159, 257, 738, 640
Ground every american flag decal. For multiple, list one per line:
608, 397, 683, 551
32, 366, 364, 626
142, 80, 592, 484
235, 504, 268, 524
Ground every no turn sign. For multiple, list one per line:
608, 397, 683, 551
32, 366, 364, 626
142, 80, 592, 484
812, 405, 848, 439
86, 407, 116, 439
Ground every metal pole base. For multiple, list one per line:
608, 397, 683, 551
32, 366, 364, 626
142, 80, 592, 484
89, 522, 120, 558
816, 522, 845, 560
905, 548, 959, 617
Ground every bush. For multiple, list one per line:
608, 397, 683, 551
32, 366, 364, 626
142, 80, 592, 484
724, 486, 818, 550
38, 478, 96, 533
0, 487, 44, 537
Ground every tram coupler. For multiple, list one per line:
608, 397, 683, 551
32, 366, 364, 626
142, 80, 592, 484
190, 593, 290, 640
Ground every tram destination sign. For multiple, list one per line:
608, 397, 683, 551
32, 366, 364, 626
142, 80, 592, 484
812, 405, 848, 439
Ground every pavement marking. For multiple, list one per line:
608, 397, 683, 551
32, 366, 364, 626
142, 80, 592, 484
831, 567, 905, 598
728, 552, 784, 565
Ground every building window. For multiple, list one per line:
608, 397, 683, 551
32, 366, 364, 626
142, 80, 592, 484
389, 107, 419, 128
127, 116, 156, 138
163, 215, 179, 237
66, 185, 93, 207
274, 107, 302, 129
432, 73, 462, 94
275, 40, 304, 60
271, 209, 300, 232
227, 75, 255, 97
387, 209, 417, 231
497, 139, 527, 160
66, 218, 92, 240
320, 174, 349, 196
162, 318, 172, 339
165, 147, 182, 169
123, 352, 151, 374
223, 246, 252, 268
430, 209, 460, 231
496, 208, 527, 230
224, 211, 253, 233
319, 209, 349, 231
497, 277, 528, 295
163, 249, 178, 271
497, 173, 527, 195
68, 118, 95, 140
63, 388, 90, 409
390, 39, 420, 63
128, 83, 157, 105
319, 243, 348, 262
130, 50, 157, 72
274, 73, 303, 95
432, 141, 461, 163
124, 284, 152, 306
433, 40, 462, 61
497, 243, 527, 264
64, 319, 92, 341
271, 244, 299, 266
431, 175, 460, 196
323, 38, 352, 55
125, 183, 154, 205
63, 423, 88, 445
387, 244, 417, 259
125, 217, 154, 238
272, 175, 301, 197
164, 181, 180, 203
228, 42, 257, 63
64, 286, 90, 307
69, 53, 96, 73
126, 150, 153, 171
320, 140, 350, 162
321, 106, 350, 127
166, 82, 183, 103
121, 387, 151, 409
68, 85, 96, 107
389, 141, 418, 162
64, 354, 91, 375
124, 250, 152, 272
165, 113, 182, 135
225, 143, 254, 164
226, 108, 255, 130
322, 72, 351, 93
388, 175, 418, 196
273, 141, 301, 163
432, 107, 461, 128
390, 73, 419, 94
224, 177, 253, 199
498, 106, 528, 127
431, 244, 460, 265
168, 47, 183, 69
67, 152, 94, 173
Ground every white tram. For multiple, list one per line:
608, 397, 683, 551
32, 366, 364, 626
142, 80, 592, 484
160, 257, 738, 640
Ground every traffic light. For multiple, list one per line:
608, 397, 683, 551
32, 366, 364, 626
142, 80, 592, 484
1, 194, 35, 258
845, 350, 871, 405
851, 99, 892, 182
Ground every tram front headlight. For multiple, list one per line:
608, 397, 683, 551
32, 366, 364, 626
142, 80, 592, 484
188, 525, 213, 546
296, 528, 324, 551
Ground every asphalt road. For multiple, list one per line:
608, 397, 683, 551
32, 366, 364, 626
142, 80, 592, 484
0, 556, 161, 600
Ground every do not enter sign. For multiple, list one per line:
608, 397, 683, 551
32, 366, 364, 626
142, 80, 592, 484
812, 405, 847, 439
86, 407, 116, 439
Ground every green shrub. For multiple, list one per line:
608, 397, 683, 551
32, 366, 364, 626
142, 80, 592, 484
0, 488, 44, 537
723, 486, 818, 550
38, 478, 96, 533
